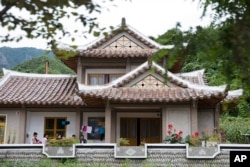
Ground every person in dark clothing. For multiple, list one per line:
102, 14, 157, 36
80, 135, 87, 143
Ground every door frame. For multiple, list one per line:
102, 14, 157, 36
117, 111, 161, 146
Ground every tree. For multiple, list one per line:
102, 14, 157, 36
153, 0, 250, 96
0, 0, 111, 47
195, 0, 250, 93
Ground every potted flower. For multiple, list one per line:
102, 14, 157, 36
186, 130, 221, 158
202, 128, 221, 147
43, 137, 79, 158
163, 123, 183, 143
186, 131, 201, 147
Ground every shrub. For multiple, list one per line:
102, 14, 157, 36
220, 116, 250, 143
47, 137, 79, 147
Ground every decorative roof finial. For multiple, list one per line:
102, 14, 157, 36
121, 17, 126, 29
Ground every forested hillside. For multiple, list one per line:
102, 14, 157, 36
0, 47, 54, 69
12, 56, 75, 74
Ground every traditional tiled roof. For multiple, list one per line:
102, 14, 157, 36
55, 19, 172, 72
175, 69, 208, 85
225, 89, 243, 101
77, 62, 228, 104
78, 49, 155, 58
78, 87, 226, 104
56, 20, 171, 52
77, 62, 216, 90
0, 69, 83, 106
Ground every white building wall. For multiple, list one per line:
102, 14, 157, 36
198, 109, 214, 133
26, 111, 76, 144
165, 105, 191, 139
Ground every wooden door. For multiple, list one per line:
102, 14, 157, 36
120, 118, 161, 146
140, 118, 161, 144
120, 118, 137, 146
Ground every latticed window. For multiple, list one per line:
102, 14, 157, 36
44, 117, 67, 139
105, 35, 142, 50
133, 75, 168, 88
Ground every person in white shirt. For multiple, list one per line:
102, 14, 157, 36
42, 134, 48, 145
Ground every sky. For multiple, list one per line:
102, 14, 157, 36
0, 0, 212, 49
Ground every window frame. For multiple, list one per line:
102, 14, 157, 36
44, 117, 67, 139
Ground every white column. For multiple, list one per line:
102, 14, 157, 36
191, 100, 198, 134
77, 57, 83, 83
105, 100, 111, 143
19, 105, 27, 143
162, 105, 167, 141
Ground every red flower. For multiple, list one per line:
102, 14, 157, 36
194, 131, 199, 137
167, 130, 171, 135
178, 130, 183, 135
175, 134, 180, 140
168, 123, 173, 129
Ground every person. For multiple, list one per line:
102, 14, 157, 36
32, 132, 42, 144
56, 134, 62, 140
42, 134, 48, 145
80, 135, 87, 143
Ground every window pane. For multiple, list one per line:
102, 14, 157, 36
90, 76, 96, 85
98, 76, 104, 85
87, 117, 105, 140
44, 117, 66, 139
57, 118, 66, 129
45, 119, 54, 129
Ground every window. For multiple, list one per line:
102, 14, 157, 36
44, 117, 67, 138
88, 74, 123, 85
0, 115, 6, 144
87, 117, 105, 140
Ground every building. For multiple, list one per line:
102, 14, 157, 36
0, 19, 242, 145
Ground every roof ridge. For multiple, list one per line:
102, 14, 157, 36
2, 68, 76, 78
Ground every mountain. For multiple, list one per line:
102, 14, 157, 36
12, 56, 75, 74
0, 47, 54, 69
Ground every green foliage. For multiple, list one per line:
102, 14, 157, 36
153, 22, 250, 116
220, 116, 250, 143
0, 0, 110, 47
118, 138, 130, 146
0, 159, 111, 167
47, 137, 79, 147
12, 56, 75, 74
194, 0, 250, 95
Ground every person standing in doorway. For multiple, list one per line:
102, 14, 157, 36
80, 135, 87, 143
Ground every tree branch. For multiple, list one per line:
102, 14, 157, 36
0, 0, 18, 21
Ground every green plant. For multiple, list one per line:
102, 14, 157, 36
118, 138, 130, 146
201, 128, 221, 143
47, 137, 79, 147
164, 123, 183, 143
186, 131, 201, 147
220, 116, 250, 143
